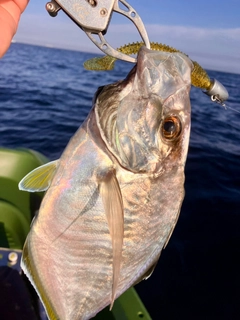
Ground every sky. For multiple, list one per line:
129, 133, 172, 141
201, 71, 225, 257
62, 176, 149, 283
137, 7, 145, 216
14, 0, 240, 73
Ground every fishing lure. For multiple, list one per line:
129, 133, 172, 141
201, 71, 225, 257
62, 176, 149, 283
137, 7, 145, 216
84, 41, 229, 105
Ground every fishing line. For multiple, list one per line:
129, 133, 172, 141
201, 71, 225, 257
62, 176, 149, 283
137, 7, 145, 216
211, 95, 240, 114
222, 105, 240, 114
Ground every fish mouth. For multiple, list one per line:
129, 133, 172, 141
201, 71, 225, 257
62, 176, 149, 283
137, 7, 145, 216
135, 45, 193, 101
137, 45, 154, 62
136, 45, 161, 74
134, 46, 167, 98
135, 46, 153, 81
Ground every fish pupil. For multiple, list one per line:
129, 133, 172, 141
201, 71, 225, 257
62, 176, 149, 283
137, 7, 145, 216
162, 115, 181, 140
164, 120, 175, 134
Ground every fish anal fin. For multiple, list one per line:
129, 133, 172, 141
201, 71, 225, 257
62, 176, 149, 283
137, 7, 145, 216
133, 253, 161, 286
21, 238, 58, 320
19, 160, 59, 192
99, 170, 124, 309
142, 260, 159, 281
164, 206, 182, 249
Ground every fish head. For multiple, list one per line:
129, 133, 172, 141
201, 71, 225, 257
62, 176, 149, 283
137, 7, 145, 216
96, 46, 193, 174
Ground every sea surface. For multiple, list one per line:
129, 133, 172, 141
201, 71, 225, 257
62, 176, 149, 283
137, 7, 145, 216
1, 43, 240, 319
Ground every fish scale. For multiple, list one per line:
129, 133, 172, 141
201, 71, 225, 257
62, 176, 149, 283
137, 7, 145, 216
19, 46, 192, 319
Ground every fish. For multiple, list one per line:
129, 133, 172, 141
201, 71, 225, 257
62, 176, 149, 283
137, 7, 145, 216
19, 46, 193, 320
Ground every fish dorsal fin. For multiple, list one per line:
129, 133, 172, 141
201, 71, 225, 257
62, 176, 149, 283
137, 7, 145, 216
19, 160, 59, 192
99, 171, 124, 309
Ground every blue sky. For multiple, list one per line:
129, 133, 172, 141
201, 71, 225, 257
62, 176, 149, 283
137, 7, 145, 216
15, 0, 240, 73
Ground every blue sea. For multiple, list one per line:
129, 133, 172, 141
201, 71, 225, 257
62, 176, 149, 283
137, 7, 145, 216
1, 43, 240, 319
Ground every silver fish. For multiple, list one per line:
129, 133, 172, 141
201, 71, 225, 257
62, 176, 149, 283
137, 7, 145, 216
19, 46, 193, 320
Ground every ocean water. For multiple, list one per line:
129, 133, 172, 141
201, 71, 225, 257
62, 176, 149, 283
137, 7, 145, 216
1, 43, 240, 319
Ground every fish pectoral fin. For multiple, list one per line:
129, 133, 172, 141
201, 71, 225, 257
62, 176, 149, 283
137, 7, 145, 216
99, 171, 124, 309
18, 160, 59, 192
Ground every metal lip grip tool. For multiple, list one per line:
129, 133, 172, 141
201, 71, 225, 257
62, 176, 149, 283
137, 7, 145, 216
45, 0, 150, 63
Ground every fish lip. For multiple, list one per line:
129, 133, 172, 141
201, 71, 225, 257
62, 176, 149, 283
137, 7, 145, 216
137, 45, 153, 58
136, 45, 152, 73
136, 45, 161, 70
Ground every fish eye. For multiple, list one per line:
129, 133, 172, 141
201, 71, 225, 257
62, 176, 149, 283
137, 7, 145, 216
162, 115, 182, 140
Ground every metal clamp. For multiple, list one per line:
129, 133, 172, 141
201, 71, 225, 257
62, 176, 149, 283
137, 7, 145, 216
46, 0, 150, 62
46, 0, 115, 32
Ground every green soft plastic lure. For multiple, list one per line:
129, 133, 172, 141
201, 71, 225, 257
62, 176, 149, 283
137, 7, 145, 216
84, 41, 212, 90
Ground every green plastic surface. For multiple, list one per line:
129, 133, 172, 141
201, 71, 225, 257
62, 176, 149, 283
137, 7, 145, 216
0, 201, 29, 249
112, 287, 152, 320
0, 147, 48, 248
93, 287, 152, 319
0, 222, 9, 248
